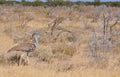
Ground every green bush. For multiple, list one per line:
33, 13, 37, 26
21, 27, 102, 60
107, 2, 120, 7
0, 1, 19, 5
46, 1, 73, 6
0, 1, 120, 7
23, 1, 44, 6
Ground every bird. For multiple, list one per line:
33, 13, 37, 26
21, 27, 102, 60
7, 32, 39, 66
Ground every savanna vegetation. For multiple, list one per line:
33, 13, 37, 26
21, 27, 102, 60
0, 0, 120, 77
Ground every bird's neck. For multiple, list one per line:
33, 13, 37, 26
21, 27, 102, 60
33, 36, 39, 48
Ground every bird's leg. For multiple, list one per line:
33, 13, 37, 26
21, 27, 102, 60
26, 56, 29, 65
18, 53, 26, 66
18, 56, 21, 66
26, 52, 29, 65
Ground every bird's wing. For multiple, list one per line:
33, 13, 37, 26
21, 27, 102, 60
8, 43, 35, 52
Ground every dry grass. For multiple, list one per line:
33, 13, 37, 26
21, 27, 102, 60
0, 5, 120, 77
0, 66, 120, 77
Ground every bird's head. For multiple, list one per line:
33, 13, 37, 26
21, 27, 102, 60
32, 32, 40, 38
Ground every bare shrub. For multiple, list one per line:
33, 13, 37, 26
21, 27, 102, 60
82, 5, 120, 69
17, 12, 33, 29
47, 17, 77, 42
87, 5, 120, 55
89, 57, 109, 69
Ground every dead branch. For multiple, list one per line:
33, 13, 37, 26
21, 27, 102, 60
47, 17, 77, 42
18, 13, 33, 29
20, 17, 33, 28
48, 17, 65, 35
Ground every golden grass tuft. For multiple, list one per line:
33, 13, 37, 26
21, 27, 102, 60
52, 43, 76, 56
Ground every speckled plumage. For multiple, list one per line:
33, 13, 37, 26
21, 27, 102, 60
7, 33, 39, 66
8, 43, 36, 53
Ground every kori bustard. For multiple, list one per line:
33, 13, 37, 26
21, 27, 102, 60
7, 33, 39, 66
